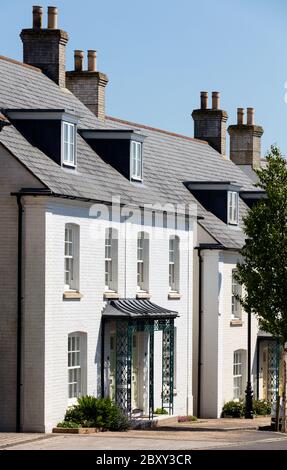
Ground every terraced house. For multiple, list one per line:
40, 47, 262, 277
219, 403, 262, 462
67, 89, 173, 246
0, 6, 275, 432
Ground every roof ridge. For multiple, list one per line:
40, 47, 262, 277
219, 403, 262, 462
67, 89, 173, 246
106, 115, 208, 145
0, 55, 42, 73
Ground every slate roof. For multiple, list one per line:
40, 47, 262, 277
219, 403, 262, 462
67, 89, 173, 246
0, 55, 257, 249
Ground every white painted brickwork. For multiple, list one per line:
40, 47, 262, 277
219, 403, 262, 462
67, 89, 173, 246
10, 195, 194, 431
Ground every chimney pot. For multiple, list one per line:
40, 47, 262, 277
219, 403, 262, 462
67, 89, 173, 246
47, 6, 58, 29
88, 50, 97, 72
200, 91, 208, 110
74, 50, 84, 72
212, 91, 220, 110
32, 5, 43, 29
237, 108, 244, 125
247, 107, 254, 125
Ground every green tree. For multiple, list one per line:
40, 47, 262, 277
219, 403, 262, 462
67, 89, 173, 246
235, 145, 287, 431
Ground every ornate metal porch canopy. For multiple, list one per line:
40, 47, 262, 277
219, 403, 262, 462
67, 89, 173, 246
102, 299, 178, 419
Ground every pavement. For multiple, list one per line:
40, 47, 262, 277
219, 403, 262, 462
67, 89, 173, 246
2, 417, 287, 451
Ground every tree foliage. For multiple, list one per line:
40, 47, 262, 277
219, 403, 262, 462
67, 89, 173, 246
235, 145, 287, 342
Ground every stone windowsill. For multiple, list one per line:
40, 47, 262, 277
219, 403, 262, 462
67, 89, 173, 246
136, 292, 151, 299
63, 291, 83, 300
104, 291, 120, 300
230, 319, 243, 327
168, 292, 181, 300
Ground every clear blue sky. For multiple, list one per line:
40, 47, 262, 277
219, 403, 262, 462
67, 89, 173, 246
2, 0, 287, 155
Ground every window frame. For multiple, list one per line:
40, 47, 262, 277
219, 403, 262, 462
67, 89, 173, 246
231, 269, 241, 320
68, 332, 87, 406
105, 228, 118, 292
233, 351, 242, 400
130, 140, 143, 181
233, 350, 245, 400
137, 232, 149, 292
228, 191, 239, 225
64, 224, 80, 291
169, 236, 180, 292
62, 121, 77, 167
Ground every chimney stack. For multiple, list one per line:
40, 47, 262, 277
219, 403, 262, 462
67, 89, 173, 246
20, 6, 68, 88
228, 108, 263, 169
192, 91, 228, 156
66, 50, 108, 121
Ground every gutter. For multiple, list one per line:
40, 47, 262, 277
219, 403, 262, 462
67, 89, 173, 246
11, 190, 202, 220
16, 195, 23, 432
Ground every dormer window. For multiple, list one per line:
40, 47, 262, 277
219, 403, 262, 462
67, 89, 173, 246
131, 141, 142, 181
63, 122, 76, 167
5, 109, 79, 167
228, 191, 239, 225
80, 129, 146, 182
186, 181, 241, 226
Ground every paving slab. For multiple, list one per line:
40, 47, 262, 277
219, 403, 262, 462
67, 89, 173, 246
0, 433, 55, 449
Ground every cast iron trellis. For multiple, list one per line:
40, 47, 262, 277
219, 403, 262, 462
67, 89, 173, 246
114, 318, 175, 419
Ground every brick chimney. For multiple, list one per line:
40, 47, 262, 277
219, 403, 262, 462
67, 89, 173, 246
228, 108, 264, 168
66, 50, 109, 120
20, 6, 68, 88
192, 91, 228, 156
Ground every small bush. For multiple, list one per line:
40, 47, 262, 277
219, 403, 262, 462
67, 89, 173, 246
221, 400, 245, 418
253, 399, 271, 416
154, 408, 168, 415
57, 420, 80, 429
58, 396, 131, 431
178, 415, 197, 423
222, 399, 272, 418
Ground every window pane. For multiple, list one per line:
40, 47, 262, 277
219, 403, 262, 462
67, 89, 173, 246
131, 141, 142, 178
64, 123, 69, 143
233, 192, 238, 222
63, 123, 75, 165
228, 192, 233, 222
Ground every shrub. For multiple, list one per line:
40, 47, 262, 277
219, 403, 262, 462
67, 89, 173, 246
221, 400, 245, 418
57, 420, 80, 428
222, 399, 272, 418
178, 415, 197, 423
59, 396, 131, 431
253, 399, 271, 416
154, 408, 168, 415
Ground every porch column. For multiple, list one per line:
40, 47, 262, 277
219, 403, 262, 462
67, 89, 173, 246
115, 320, 133, 415
162, 319, 175, 414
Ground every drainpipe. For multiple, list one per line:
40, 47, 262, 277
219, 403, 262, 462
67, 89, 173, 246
16, 195, 23, 432
197, 248, 203, 418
